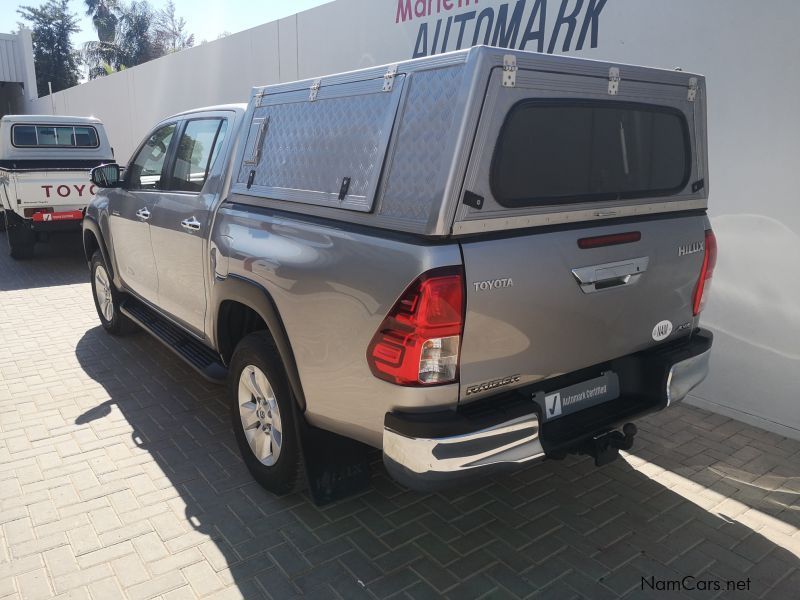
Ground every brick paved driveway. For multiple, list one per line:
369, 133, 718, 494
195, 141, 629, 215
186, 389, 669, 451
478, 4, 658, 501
1, 232, 799, 600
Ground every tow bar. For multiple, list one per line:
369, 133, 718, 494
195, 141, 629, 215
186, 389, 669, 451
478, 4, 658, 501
584, 423, 637, 467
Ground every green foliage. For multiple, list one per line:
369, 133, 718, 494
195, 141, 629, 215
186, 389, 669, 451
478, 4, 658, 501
84, 0, 119, 43
83, 0, 195, 79
17, 0, 82, 96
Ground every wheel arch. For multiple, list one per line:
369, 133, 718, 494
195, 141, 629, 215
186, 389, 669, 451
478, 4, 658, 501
212, 275, 307, 412
82, 217, 115, 280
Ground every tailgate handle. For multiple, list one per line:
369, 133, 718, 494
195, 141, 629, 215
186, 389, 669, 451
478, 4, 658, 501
572, 257, 649, 294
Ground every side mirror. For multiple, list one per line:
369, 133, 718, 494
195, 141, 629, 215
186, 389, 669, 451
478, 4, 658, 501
91, 163, 122, 188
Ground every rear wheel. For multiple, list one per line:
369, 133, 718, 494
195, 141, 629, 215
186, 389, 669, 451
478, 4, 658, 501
90, 250, 137, 335
229, 332, 303, 495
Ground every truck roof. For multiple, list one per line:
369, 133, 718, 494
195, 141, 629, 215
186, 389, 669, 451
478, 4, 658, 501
168, 104, 247, 119
0, 114, 104, 125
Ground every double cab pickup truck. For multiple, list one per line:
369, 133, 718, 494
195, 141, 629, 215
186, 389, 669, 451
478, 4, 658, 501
1, 115, 113, 259
82, 47, 715, 498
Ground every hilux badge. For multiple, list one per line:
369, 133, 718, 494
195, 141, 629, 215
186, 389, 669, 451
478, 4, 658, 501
678, 241, 704, 257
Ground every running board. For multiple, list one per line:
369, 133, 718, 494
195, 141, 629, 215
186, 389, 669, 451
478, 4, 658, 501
120, 297, 227, 384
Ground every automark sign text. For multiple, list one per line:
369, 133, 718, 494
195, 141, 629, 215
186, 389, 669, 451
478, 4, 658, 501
397, 0, 609, 57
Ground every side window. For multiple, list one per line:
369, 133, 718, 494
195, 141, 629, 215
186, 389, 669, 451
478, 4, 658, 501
11, 125, 36, 146
169, 118, 227, 193
127, 123, 176, 191
37, 127, 58, 145
74, 126, 99, 147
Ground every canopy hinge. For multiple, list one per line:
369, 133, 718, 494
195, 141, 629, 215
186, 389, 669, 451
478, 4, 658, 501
382, 64, 398, 92
502, 54, 517, 88
687, 77, 698, 102
309, 79, 321, 102
608, 67, 620, 95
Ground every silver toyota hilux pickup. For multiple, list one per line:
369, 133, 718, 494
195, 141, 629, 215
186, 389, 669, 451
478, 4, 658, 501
83, 47, 715, 500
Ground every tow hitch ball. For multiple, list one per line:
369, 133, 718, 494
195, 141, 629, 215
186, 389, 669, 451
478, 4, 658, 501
586, 423, 637, 467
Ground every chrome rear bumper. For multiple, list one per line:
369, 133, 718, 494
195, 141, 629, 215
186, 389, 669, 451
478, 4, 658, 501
383, 329, 712, 491
666, 347, 711, 406
383, 413, 544, 490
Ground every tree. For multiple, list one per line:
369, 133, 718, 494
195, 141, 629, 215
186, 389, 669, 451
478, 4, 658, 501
83, 0, 194, 79
84, 0, 119, 43
17, 0, 81, 96
116, 1, 164, 66
155, 1, 194, 53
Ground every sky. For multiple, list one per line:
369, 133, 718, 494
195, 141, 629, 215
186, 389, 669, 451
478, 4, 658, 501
3, 0, 334, 46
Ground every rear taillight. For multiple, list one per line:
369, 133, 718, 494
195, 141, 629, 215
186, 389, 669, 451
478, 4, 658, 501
367, 267, 465, 386
693, 229, 717, 316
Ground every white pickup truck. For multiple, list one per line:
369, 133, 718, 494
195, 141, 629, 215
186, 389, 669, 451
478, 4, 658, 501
0, 115, 113, 259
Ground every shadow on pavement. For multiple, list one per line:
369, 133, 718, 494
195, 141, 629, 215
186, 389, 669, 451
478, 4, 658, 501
0, 231, 87, 292
73, 325, 800, 598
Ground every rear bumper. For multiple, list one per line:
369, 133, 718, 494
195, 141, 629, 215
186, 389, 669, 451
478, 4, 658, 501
4, 209, 83, 232
383, 329, 712, 490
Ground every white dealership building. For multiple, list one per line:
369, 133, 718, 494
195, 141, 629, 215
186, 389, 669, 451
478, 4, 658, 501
8, 0, 800, 439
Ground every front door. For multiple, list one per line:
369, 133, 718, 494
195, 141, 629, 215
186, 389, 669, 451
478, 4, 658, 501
108, 122, 177, 304
149, 116, 230, 334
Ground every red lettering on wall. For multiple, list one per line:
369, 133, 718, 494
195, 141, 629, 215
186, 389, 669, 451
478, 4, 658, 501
397, 0, 477, 22
397, 0, 412, 22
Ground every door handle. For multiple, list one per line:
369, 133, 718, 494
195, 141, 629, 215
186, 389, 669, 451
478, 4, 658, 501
572, 257, 649, 294
181, 217, 202, 232
135, 207, 150, 220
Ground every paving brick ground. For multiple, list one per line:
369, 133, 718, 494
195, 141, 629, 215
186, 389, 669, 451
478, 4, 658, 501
1, 232, 800, 600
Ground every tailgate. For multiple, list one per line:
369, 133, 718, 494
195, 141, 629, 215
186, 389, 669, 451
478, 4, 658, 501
10, 170, 95, 211
458, 214, 708, 402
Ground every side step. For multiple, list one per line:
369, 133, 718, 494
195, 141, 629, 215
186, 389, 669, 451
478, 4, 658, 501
121, 297, 228, 384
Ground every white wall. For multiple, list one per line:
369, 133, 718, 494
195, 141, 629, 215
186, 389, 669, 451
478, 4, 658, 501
27, 0, 800, 439
0, 28, 38, 116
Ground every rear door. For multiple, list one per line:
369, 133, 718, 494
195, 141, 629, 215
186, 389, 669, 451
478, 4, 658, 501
149, 113, 231, 334
456, 62, 708, 403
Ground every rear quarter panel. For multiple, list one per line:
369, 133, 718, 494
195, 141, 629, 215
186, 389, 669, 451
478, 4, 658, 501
212, 202, 463, 448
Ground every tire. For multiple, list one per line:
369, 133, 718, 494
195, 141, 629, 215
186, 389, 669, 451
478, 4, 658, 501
229, 331, 304, 495
90, 250, 138, 335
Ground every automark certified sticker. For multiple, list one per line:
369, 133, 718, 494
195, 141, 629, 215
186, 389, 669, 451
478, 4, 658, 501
534, 372, 620, 422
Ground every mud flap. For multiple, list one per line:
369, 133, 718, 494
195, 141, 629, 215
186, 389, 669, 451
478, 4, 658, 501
295, 412, 372, 506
